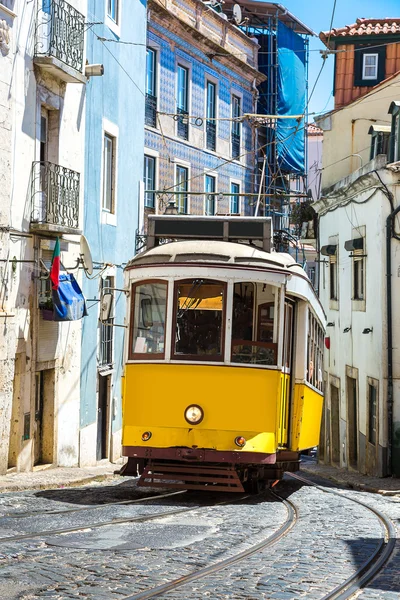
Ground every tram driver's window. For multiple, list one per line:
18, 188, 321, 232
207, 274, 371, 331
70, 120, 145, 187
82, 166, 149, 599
130, 281, 167, 357
173, 279, 225, 359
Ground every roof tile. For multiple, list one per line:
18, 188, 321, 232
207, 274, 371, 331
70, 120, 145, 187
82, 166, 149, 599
320, 18, 400, 46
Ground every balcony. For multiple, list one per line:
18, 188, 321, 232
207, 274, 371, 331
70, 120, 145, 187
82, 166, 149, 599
30, 161, 81, 234
177, 107, 189, 141
34, 0, 86, 84
145, 93, 157, 128
206, 121, 216, 152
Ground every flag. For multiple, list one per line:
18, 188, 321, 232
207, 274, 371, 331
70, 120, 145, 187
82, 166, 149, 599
50, 238, 61, 290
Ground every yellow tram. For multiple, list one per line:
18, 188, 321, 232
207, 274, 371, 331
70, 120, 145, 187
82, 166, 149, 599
119, 216, 325, 492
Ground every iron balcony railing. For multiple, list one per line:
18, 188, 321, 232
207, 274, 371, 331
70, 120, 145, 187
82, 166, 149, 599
35, 0, 85, 72
31, 161, 80, 230
231, 132, 241, 159
145, 93, 157, 128
99, 320, 113, 366
206, 120, 216, 151
177, 107, 189, 140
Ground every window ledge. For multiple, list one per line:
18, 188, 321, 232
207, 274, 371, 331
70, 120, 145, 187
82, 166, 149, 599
352, 299, 366, 312
105, 15, 120, 38
329, 299, 339, 311
101, 211, 117, 227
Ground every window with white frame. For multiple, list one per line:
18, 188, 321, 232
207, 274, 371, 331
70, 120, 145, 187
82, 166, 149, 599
206, 81, 216, 151
362, 54, 378, 80
177, 64, 189, 140
144, 155, 156, 209
145, 48, 157, 128
353, 248, 365, 301
107, 0, 119, 24
367, 378, 378, 446
231, 95, 241, 158
329, 253, 338, 301
205, 174, 216, 215
175, 165, 188, 214
230, 182, 240, 214
99, 276, 114, 366
102, 132, 116, 213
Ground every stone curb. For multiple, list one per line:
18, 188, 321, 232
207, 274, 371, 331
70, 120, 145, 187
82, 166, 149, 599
0, 472, 119, 494
300, 465, 400, 497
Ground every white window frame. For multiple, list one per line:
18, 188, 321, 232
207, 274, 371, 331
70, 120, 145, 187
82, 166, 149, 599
101, 118, 119, 226
204, 171, 218, 216
175, 57, 192, 142
204, 73, 219, 153
362, 53, 378, 80
143, 147, 159, 212
229, 178, 241, 215
328, 236, 339, 311
173, 159, 191, 214
145, 41, 161, 129
231, 89, 243, 162
351, 227, 366, 312
105, 0, 121, 37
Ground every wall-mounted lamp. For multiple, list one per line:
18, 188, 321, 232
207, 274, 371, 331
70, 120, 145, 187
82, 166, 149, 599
362, 327, 373, 334
343, 326, 351, 333
327, 322, 335, 327
85, 64, 104, 77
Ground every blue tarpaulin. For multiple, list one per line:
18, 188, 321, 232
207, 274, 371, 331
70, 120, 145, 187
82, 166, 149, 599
52, 273, 88, 322
276, 22, 306, 174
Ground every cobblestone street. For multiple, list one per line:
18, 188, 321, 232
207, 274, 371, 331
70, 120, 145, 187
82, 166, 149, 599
0, 465, 398, 599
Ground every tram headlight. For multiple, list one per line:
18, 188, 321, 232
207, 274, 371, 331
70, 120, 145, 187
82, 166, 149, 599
184, 404, 204, 425
141, 431, 152, 441
235, 436, 246, 447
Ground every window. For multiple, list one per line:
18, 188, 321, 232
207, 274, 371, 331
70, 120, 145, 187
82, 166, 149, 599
307, 311, 324, 391
102, 133, 115, 213
231, 282, 278, 366
172, 279, 225, 360
230, 182, 240, 214
353, 250, 365, 300
369, 130, 390, 160
130, 281, 167, 358
329, 254, 338, 300
144, 155, 156, 209
205, 174, 216, 215
107, 0, 119, 23
206, 81, 216, 151
231, 95, 241, 158
362, 53, 378, 79
99, 277, 114, 366
389, 102, 400, 162
145, 48, 157, 128
368, 381, 378, 446
176, 165, 188, 214
177, 65, 189, 140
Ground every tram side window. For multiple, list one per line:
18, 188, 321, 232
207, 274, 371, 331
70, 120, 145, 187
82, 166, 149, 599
130, 281, 167, 357
307, 311, 324, 391
231, 282, 277, 366
173, 279, 225, 359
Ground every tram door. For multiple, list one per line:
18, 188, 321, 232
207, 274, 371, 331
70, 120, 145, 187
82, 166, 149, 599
278, 301, 294, 446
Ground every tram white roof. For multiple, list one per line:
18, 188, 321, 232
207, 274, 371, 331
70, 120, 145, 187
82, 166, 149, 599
127, 240, 306, 275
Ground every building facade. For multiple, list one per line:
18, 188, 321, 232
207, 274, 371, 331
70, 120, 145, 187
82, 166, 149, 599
79, 0, 146, 464
314, 19, 400, 477
141, 0, 264, 233
0, 0, 87, 473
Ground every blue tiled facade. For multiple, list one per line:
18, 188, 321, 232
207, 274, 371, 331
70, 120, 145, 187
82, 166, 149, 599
145, 20, 259, 217
80, 0, 146, 456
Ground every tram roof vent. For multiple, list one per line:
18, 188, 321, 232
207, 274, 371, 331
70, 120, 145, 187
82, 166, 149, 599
147, 215, 273, 252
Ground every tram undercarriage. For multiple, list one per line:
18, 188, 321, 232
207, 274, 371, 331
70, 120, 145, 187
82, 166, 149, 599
119, 449, 300, 493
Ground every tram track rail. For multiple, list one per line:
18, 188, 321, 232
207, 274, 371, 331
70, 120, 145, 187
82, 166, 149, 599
0, 492, 250, 546
289, 472, 397, 600
119, 490, 298, 600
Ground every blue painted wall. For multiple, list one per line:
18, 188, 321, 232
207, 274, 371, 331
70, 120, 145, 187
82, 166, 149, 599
145, 23, 257, 216
81, 0, 146, 433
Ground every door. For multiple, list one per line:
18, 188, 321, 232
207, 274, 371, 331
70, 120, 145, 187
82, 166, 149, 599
330, 384, 340, 465
347, 375, 358, 469
34, 372, 44, 465
97, 374, 110, 461
278, 300, 295, 446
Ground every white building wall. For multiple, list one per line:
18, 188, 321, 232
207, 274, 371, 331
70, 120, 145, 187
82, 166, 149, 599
0, 0, 87, 472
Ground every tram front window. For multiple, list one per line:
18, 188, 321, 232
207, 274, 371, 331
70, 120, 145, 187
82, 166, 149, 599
173, 280, 225, 359
130, 281, 167, 357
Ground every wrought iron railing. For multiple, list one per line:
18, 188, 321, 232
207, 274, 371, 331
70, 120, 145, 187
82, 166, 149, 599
206, 121, 216, 151
99, 320, 113, 366
231, 132, 241, 159
35, 0, 85, 72
31, 161, 80, 230
145, 93, 157, 128
177, 107, 189, 140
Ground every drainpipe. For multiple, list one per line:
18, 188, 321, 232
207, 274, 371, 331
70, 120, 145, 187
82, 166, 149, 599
386, 203, 400, 476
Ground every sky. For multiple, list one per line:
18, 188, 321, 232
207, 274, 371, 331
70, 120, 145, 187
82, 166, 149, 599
267, 0, 400, 118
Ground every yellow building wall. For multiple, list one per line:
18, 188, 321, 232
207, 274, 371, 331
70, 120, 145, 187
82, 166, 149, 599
122, 363, 286, 454
290, 383, 324, 451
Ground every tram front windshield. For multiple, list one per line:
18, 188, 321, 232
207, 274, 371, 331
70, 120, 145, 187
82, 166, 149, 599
173, 279, 224, 358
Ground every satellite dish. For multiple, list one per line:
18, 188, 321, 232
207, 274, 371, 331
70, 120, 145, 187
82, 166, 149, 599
80, 235, 93, 276
232, 3, 242, 25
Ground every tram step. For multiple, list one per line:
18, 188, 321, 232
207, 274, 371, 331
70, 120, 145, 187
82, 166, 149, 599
137, 462, 245, 492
